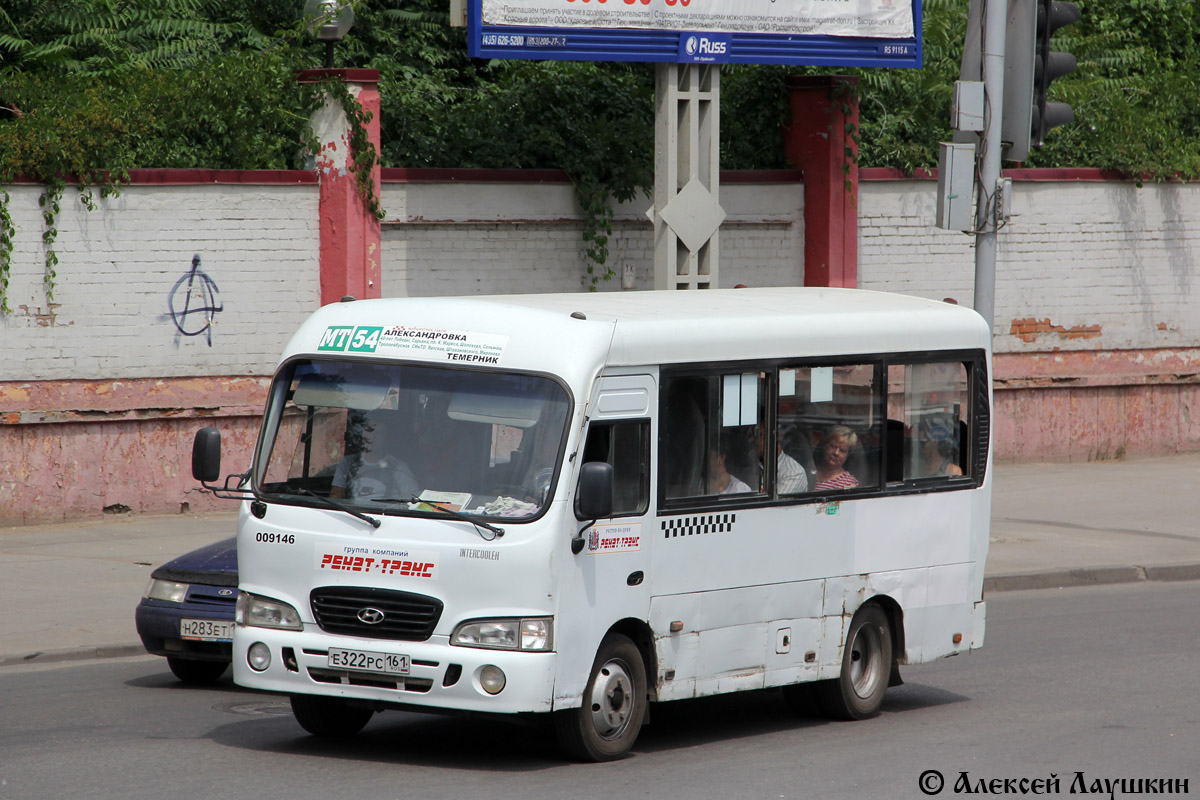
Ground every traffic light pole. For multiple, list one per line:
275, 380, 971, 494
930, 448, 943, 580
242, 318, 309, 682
972, 0, 1007, 336
969, 0, 1008, 335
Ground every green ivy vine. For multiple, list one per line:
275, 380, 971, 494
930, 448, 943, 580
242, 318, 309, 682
320, 77, 385, 222
0, 190, 12, 313
38, 177, 62, 301
829, 78, 861, 210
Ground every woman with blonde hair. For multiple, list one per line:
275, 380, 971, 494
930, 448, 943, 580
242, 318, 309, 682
813, 425, 859, 491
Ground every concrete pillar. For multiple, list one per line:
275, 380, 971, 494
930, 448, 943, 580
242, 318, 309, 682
298, 69, 382, 304
652, 63, 725, 290
784, 75, 859, 288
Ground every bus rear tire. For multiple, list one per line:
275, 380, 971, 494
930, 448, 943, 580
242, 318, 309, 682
816, 603, 892, 720
290, 694, 374, 738
555, 633, 647, 761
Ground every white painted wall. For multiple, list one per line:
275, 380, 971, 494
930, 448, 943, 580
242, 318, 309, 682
4, 174, 1198, 383
0, 183, 321, 381
858, 179, 1200, 354
379, 179, 805, 296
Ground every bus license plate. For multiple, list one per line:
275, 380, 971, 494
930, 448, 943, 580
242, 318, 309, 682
180, 619, 234, 641
328, 648, 410, 675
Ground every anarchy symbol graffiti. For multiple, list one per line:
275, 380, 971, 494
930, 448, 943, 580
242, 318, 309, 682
168, 254, 223, 346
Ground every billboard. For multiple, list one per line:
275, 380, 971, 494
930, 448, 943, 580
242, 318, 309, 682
467, 0, 922, 67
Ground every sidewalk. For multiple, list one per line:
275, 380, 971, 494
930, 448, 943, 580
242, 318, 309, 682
2, 452, 1198, 668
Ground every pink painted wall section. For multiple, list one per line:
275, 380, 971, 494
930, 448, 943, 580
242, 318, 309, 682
0, 377, 267, 525
991, 350, 1200, 462
298, 69, 383, 305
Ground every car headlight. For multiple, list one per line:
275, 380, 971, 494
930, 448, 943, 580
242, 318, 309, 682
236, 592, 302, 631
144, 579, 189, 603
451, 617, 553, 651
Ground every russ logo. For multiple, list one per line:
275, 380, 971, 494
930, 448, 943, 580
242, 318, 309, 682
679, 33, 730, 62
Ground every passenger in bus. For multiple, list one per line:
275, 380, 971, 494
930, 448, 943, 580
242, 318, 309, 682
760, 425, 808, 494
918, 415, 963, 478
710, 435, 753, 495
330, 410, 421, 501
813, 425, 860, 491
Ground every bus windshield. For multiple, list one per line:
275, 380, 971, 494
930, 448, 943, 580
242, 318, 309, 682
256, 359, 571, 522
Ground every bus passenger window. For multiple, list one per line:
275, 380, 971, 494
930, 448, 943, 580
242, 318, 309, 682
582, 420, 650, 516
887, 361, 970, 482
661, 373, 765, 502
777, 363, 880, 493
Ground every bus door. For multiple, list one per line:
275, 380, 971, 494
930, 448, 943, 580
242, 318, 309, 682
575, 373, 655, 631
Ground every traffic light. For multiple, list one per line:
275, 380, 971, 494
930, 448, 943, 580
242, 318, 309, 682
1032, 0, 1080, 146
1001, 0, 1079, 162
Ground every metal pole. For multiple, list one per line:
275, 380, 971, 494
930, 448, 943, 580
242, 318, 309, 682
973, 0, 1007, 334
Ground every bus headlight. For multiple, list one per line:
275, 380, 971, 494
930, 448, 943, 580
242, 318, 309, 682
236, 592, 302, 631
451, 617, 553, 651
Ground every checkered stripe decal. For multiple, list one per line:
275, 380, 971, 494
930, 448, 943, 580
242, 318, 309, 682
661, 513, 738, 539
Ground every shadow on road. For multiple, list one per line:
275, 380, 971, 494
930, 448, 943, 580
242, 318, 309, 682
198, 681, 969, 768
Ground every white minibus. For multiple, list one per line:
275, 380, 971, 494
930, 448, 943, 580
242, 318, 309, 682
192, 287, 992, 761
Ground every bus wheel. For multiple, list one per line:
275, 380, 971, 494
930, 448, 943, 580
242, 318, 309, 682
555, 633, 647, 761
290, 694, 374, 738
816, 603, 892, 720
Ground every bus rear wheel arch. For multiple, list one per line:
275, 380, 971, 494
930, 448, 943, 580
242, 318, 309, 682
815, 602, 893, 720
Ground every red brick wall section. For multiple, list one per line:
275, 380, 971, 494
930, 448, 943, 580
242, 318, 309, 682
0, 377, 266, 525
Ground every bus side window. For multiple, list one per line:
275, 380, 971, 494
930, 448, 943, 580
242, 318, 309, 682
778, 363, 879, 493
888, 361, 971, 482
662, 373, 765, 500
582, 420, 650, 516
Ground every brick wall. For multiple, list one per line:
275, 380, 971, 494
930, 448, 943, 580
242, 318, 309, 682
0, 172, 319, 524
3, 168, 1198, 524
859, 170, 1200, 463
1, 179, 320, 380
379, 171, 804, 295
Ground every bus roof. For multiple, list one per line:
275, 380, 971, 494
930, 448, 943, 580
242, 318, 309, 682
286, 288, 991, 382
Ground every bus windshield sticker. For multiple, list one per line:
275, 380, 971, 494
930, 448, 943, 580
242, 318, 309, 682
318, 324, 509, 365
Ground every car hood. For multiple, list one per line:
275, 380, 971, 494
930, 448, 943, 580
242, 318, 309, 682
150, 537, 238, 587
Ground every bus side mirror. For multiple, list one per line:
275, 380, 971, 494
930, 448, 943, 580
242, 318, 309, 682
576, 461, 614, 521
192, 427, 222, 483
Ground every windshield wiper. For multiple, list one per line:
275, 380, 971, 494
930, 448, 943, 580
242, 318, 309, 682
405, 497, 505, 541
299, 488, 381, 529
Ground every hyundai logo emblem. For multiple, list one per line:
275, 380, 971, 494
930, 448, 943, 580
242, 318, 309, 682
357, 607, 386, 625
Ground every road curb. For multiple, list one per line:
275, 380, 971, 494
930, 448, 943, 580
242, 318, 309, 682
984, 563, 1200, 593
0, 643, 145, 669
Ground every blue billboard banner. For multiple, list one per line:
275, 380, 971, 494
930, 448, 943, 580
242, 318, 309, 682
468, 0, 921, 68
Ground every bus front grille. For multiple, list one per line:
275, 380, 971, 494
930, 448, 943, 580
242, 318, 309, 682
310, 586, 443, 641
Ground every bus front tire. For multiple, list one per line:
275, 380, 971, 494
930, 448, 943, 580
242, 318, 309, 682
816, 603, 892, 720
555, 633, 647, 761
290, 694, 374, 738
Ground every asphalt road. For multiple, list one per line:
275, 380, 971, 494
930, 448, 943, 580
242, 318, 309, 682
2, 582, 1196, 800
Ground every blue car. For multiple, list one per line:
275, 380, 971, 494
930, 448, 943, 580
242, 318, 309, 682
135, 537, 238, 683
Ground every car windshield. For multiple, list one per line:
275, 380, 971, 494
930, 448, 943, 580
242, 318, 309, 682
256, 359, 571, 522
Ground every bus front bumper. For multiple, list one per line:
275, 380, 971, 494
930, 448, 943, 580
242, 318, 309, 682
231, 627, 558, 715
